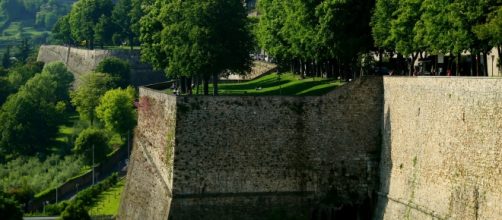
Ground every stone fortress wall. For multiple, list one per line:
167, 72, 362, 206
118, 75, 502, 220
119, 77, 384, 219
377, 77, 502, 220
37, 45, 167, 86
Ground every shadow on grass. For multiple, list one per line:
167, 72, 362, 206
220, 77, 292, 90
259, 80, 341, 96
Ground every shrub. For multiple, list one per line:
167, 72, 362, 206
59, 200, 90, 220
95, 57, 130, 88
0, 191, 23, 220
74, 128, 111, 165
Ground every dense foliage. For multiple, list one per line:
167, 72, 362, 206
54, 0, 144, 49
0, 62, 73, 157
372, 0, 501, 75
73, 128, 110, 164
95, 57, 131, 88
70, 72, 116, 126
96, 87, 137, 135
140, 0, 253, 95
0, 190, 23, 220
256, 0, 374, 79
59, 199, 91, 220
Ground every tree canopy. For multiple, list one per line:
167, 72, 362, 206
140, 0, 253, 95
0, 62, 73, 156
71, 72, 116, 126
95, 87, 136, 135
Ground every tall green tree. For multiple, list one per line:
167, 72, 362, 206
256, 0, 292, 62
473, 4, 502, 71
41, 62, 74, 101
95, 87, 136, 136
140, 0, 253, 95
389, 0, 422, 75
94, 15, 114, 48
371, 0, 399, 51
112, 0, 143, 49
71, 72, 115, 126
52, 15, 74, 45
69, 0, 113, 49
0, 70, 70, 155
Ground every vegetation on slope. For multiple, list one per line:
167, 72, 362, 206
88, 178, 125, 217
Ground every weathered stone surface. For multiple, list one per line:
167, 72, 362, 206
37, 45, 167, 86
119, 77, 383, 219
377, 77, 502, 220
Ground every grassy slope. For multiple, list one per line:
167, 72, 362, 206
182, 72, 344, 96
88, 179, 125, 216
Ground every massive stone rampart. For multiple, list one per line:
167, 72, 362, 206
118, 77, 384, 219
37, 45, 167, 86
119, 76, 502, 220
377, 77, 502, 220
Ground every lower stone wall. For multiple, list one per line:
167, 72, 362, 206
378, 77, 502, 220
37, 45, 167, 86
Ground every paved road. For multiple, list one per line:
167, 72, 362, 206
23, 217, 58, 220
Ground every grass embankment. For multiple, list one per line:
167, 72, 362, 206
88, 179, 125, 216
169, 72, 344, 96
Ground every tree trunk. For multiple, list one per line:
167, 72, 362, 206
203, 75, 209, 95
299, 59, 305, 79
187, 77, 192, 95
456, 52, 461, 76
498, 46, 501, 74
476, 52, 480, 76
196, 77, 200, 95
483, 51, 489, 77
408, 52, 418, 76
129, 35, 134, 51
212, 73, 218, 96
180, 77, 187, 94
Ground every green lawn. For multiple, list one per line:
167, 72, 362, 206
171, 72, 344, 96
89, 179, 125, 217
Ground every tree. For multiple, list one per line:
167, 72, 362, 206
316, 0, 374, 78
95, 87, 136, 135
95, 57, 131, 87
389, 0, 422, 75
0, 191, 22, 220
256, 0, 292, 62
2, 46, 11, 69
6, 61, 44, 91
71, 72, 115, 125
0, 77, 13, 104
59, 199, 91, 220
53, 15, 74, 45
41, 62, 74, 101
94, 15, 114, 48
371, 0, 399, 51
69, 0, 113, 49
16, 39, 31, 63
0, 72, 67, 155
474, 4, 502, 69
140, 0, 253, 95
112, 0, 142, 49
73, 128, 110, 164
